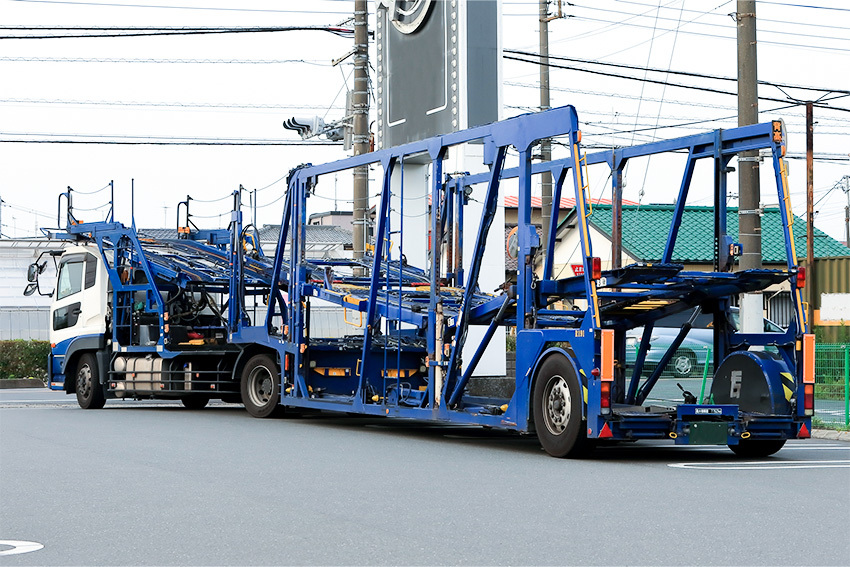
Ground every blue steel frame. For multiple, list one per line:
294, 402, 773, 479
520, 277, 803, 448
61, 188, 268, 361
258, 106, 810, 442
255, 106, 587, 430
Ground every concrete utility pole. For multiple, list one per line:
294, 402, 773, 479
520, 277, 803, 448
844, 176, 850, 246
806, 101, 815, 320
352, 0, 370, 272
539, 0, 553, 258
736, 0, 762, 332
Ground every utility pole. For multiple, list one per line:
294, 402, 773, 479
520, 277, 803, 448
352, 0, 370, 274
844, 176, 850, 246
539, 0, 553, 258
736, 0, 762, 332
806, 101, 815, 322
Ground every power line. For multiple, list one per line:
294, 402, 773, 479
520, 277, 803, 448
505, 81, 850, 126
1, 130, 343, 142
503, 54, 850, 113
504, 49, 850, 96
0, 98, 344, 111
0, 26, 356, 40
0, 56, 331, 65
755, 2, 850, 12
563, 13, 850, 53
0, 139, 343, 146
616, 0, 850, 31
6, 0, 354, 15
2, 201, 56, 219
566, 2, 850, 43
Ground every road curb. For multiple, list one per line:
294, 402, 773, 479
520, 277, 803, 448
812, 429, 850, 442
0, 379, 46, 389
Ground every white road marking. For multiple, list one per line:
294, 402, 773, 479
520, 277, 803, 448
669, 460, 850, 470
0, 540, 44, 556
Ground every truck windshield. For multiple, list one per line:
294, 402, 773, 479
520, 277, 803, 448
57, 260, 83, 300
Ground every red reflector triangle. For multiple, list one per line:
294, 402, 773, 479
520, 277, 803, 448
599, 422, 613, 439
798, 423, 810, 438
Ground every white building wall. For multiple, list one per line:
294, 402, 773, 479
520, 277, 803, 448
0, 239, 65, 340
546, 225, 636, 279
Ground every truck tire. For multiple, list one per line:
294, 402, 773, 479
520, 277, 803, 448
532, 355, 593, 458
729, 438, 786, 458
241, 354, 284, 418
181, 396, 209, 410
75, 353, 106, 409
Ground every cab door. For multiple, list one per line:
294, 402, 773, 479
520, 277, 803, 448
50, 248, 107, 346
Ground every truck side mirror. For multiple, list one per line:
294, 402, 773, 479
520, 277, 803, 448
26, 261, 46, 282
23, 283, 37, 296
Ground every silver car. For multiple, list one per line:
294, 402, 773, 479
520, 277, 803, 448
625, 307, 784, 378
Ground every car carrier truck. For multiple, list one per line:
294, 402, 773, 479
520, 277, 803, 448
25, 105, 814, 457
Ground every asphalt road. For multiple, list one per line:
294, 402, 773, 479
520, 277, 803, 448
1, 388, 848, 566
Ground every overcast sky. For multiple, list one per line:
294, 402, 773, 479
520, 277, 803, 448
1, 0, 848, 244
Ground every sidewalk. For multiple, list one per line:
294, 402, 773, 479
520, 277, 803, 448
812, 429, 850, 442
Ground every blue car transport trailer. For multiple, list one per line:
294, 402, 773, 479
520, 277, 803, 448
28, 106, 813, 458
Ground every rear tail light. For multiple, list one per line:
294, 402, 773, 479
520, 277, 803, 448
600, 381, 611, 409
796, 266, 806, 289
591, 257, 602, 280
804, 384, 814, 416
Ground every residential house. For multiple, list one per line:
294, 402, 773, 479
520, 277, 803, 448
548, 204, 850, 327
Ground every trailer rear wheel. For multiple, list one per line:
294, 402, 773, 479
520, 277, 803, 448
241, 354, 284, 418
729, 438, 786, 458
181, 396, 209, 410
75, 353, 106, 410
533, 355, 592, 458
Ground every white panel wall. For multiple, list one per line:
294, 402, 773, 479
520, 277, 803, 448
0, 239, 62, 340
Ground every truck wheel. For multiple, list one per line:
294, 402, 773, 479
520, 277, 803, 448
672, 350, 697, 378
729, 438, 786, 458
75, 353, 106, 409
241, 354, 284, 418
532, 355, 593, 458
181, 396, 209, 410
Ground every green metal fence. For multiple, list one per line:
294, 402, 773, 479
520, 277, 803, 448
626, 342, 850, 427
814, 343, 850, 427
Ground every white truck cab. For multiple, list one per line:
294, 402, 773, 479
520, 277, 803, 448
28, 244, 112, 403
50, 245, 109, 346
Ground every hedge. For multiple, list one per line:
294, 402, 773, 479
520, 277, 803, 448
0, 340, 50, 380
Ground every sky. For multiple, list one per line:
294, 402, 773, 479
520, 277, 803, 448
0, 0, 848, 245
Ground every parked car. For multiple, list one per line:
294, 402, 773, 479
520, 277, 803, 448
625, 307, 784, 378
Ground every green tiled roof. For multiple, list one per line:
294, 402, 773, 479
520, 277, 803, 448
583, 204, 850, 263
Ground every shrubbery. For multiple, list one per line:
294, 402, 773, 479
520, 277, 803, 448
0, 340, 50, 380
